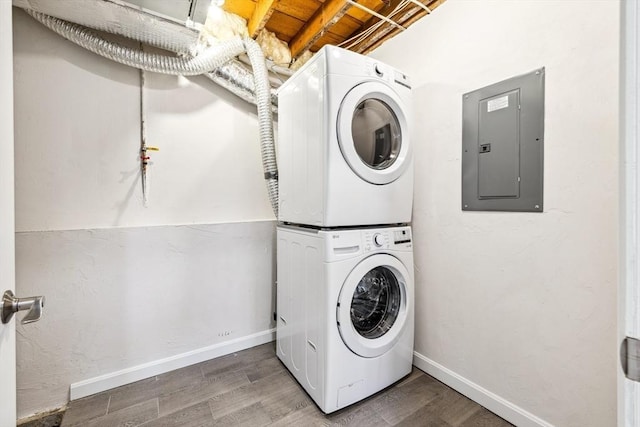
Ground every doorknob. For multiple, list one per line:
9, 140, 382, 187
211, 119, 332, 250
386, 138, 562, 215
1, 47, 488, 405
1, 290, 45, 324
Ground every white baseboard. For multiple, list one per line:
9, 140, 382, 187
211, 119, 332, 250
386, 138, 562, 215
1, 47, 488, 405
70, 328, 276, 401
413, 351, 554, 427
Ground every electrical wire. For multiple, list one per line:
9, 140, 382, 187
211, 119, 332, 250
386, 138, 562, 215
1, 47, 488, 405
339, 2, 406, 49
346, 0, 406, 32
339, 1, 411, 50
340, 1, 411, 49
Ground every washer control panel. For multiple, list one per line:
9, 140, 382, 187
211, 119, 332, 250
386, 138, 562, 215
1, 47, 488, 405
363, 227, 411, 252
324, 226, 412, 260
393, 228, 411, 244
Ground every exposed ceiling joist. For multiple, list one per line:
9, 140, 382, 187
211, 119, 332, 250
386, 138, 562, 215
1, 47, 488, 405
354, 0, 441, 54
351, 0, 409, 52
222, 0, 446, 60
248, 0, 277, 37
346, 0, 406, 32
289, 0, 350, 59
363, 0, 445, 53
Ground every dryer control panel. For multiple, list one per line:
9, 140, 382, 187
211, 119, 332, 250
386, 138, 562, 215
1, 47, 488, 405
365, 59, 412, 90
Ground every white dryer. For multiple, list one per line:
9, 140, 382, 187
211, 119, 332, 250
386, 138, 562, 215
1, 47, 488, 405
276, 224, 414, 413
277, 45, 413, 227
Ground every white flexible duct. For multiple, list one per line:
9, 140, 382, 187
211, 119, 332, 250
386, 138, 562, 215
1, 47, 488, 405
13, 0, 280, 112
243, 38, 278, 215
28, 10, 245, 75
206, 66, 279, 112
14, 0, 281, 108
26, 10, 279, 216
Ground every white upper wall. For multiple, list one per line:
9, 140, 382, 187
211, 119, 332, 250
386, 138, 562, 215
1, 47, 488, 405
13, 9, 274, 233
372, 1, 619, 426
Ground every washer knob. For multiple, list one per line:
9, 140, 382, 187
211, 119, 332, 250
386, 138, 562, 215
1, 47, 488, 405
374, 64, 384, 77
373, 233, 385, 247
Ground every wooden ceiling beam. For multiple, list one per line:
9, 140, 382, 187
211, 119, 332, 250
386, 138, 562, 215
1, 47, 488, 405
352, 0, 421, 53
248, 0, 278, 37
353, 0, 445, 53
345, 0, 387, 22
351, 0, 411, 52
362, 0, 446, 53
289, 0, 351, 59
361, 0, 406, 28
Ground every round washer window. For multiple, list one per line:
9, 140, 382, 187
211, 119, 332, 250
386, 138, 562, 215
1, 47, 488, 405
350, 266, 401, 339
351, 99, 402, 170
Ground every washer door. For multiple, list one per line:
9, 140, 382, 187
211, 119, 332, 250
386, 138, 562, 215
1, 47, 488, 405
337, 254, 410, 358
337, 81, 411, 185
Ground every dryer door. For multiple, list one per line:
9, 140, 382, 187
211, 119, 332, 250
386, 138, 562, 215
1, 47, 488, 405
337, 82, 411, 185
337, 254, 410, 358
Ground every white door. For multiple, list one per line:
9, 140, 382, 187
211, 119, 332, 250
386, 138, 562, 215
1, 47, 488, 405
337, 254, 410, 358
337, 82, 411, 184
621, 1, 640, 426
0, 1, 16, 425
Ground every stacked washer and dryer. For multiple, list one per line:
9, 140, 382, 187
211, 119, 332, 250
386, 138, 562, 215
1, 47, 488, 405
276, 45, 415, 414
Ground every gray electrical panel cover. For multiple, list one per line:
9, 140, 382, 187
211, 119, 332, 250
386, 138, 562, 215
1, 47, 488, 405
462, 68, 544, 212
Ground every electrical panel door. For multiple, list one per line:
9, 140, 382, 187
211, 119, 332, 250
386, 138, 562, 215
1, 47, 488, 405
462, 68, 544, 212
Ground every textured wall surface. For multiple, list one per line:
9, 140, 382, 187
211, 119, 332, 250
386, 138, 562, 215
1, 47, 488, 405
371, 1, 619, 426
13, 8, 276, 418
15, 222, 275, 418
13, 8, 274, 233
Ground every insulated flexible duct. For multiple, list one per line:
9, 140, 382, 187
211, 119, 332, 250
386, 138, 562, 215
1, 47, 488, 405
26, 10, 279, 216
27, 11, 245, 75
206, 65, 279, 111
242, 37, 278, 215
15, 0, 281, 109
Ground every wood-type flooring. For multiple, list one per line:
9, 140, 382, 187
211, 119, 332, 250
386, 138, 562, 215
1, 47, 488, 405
60, 342, 514, 426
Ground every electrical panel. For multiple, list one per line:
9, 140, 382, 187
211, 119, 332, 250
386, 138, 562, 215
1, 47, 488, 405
462, 68, 545, 212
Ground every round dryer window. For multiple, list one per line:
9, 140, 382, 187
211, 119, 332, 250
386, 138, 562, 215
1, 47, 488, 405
338, 81, 411, 185
337, 254, 410, 358
351, 99, 401, 170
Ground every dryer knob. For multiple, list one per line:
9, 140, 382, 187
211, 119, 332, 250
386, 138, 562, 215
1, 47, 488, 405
373, 233, 384, 247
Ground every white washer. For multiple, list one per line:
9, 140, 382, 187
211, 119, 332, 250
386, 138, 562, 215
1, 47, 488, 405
277, 45, 413, 227
276, 224, 414, 413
